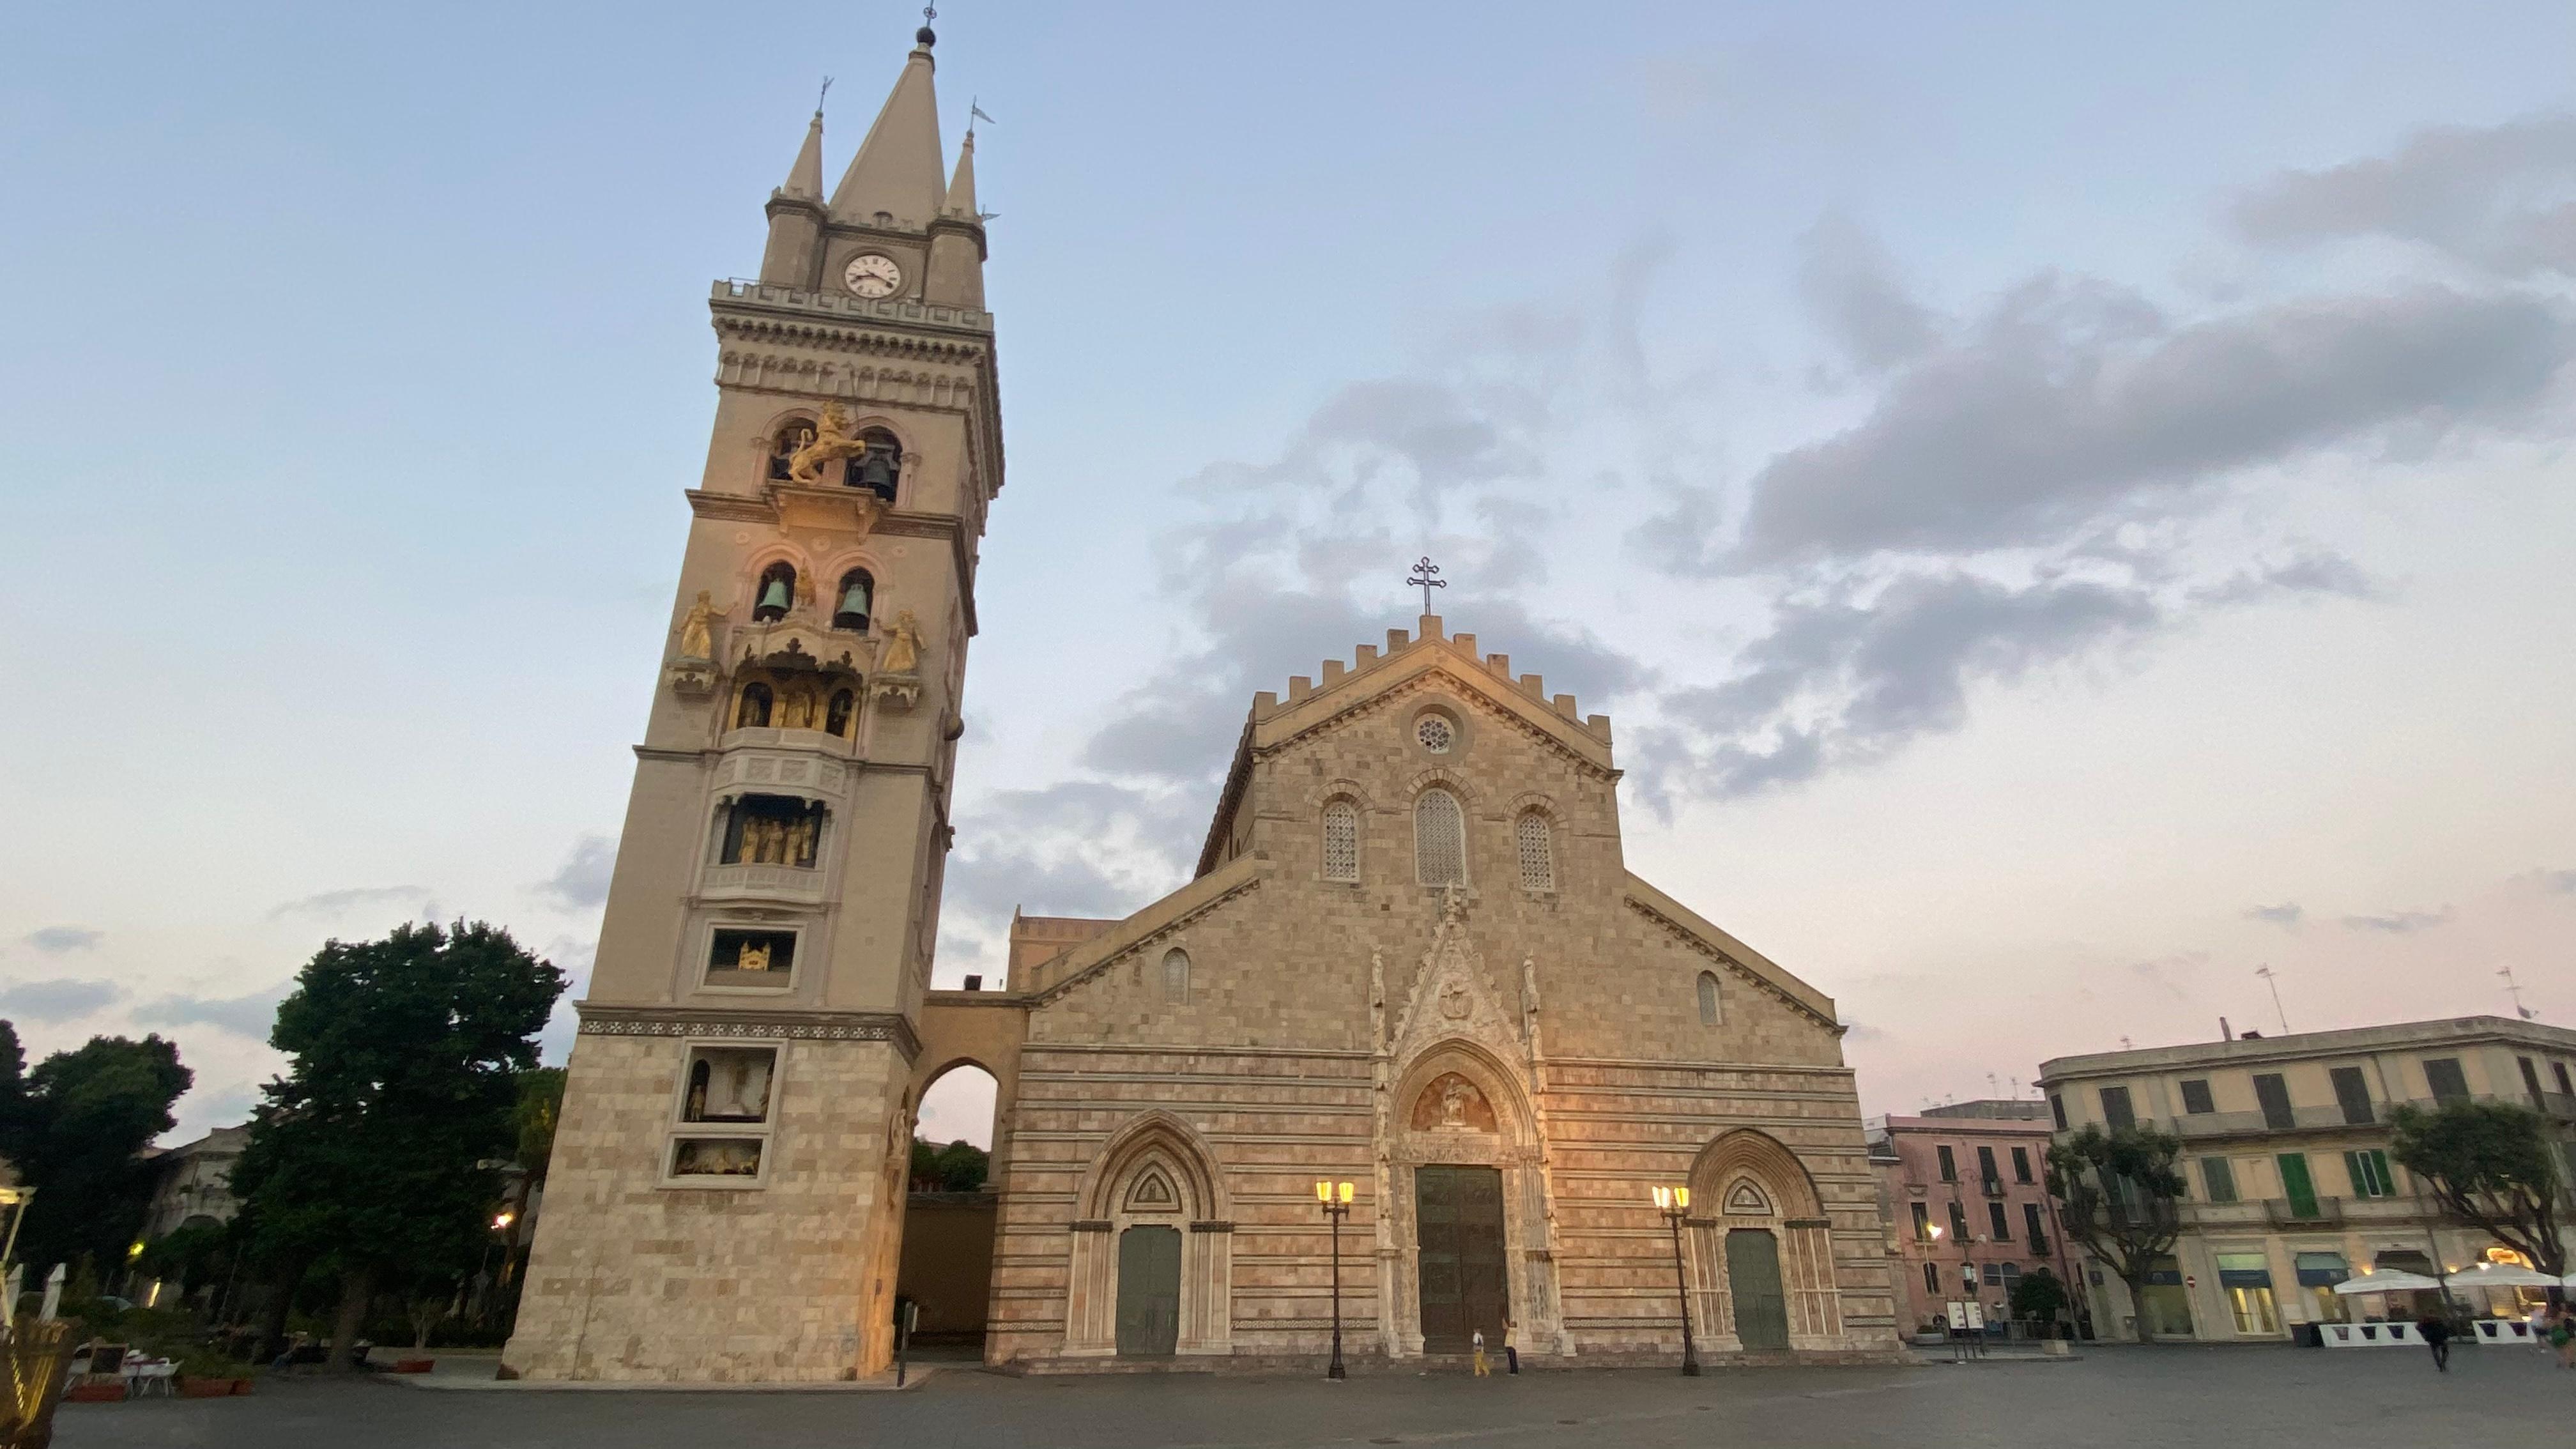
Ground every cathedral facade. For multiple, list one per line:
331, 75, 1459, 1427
502, 26, 1898, 1383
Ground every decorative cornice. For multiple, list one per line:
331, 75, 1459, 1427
576, 1005, 920, 1061
1623, 895, 1840, 1032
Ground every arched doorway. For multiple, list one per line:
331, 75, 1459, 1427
894, 1062, 999, 1359
1684, 1129, 1847, 1353
1061, 1111, 1234, 1358
1381, 1039, 1561, 1358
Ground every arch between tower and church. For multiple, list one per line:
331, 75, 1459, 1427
1379, 1039, 1563, 1359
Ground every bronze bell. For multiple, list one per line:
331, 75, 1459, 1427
856, 449, 896, 496
756, 578, 790, 618
834, 580, 871, 630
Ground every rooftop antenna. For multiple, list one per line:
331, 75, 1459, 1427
2500, 965, 2537, 1021
1406, 556, 1447, 615
2255, 965, 2289, 1034
2119, 1036, 2133, 1050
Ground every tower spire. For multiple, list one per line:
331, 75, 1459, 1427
829, 23, 946, 227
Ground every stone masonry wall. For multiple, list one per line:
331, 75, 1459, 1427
504, 1031, 910, 1381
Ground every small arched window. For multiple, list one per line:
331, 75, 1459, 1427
1515, 811, 1554, 891
766, 418, 816, 482
734, 681, 774, 730
1161, 947, 1190, 1004
825, 688, 857, 738
851, 429, 901, 501
1414, 788, 1465, 886
753, 562, 797, 622
1321, 800, 1360, 882
833, 569, 874, 631
1696, 970, 1722, 1026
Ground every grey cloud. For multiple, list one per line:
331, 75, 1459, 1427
538, 834, 617, 910
134, 981, 296, 1039
2543, 870, 2576, 894
2194, 551, 2390, 605
2233, 114, 2576, 275
1637, 571, 2160, 802
0, 977, 121, 1022
2340, 906, 2455, 934
1798, 211, 1943, 372
1714, 280, 2572, 565
266, 885, 435, 920
2245, 903, 2304, 927
22, 926, 102, 954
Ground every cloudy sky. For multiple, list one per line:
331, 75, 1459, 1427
4, 1, 2572, 1149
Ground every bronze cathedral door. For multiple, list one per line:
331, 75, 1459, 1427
1116, 1225, 1181, 1356
1414, 1165, 1508, 1353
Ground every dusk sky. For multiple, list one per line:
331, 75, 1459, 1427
4, 1, 2572, 1149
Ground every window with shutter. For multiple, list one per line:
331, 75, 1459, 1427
1514, 811, 1554, 890
2099, 1086, 2136, 1130
2422, 1057, 2469, 1103
1321, 800, 1359, 882
2179, 1078, 2214, 1114
1413, 789, 1465, 885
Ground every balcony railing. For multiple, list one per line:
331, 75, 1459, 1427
2172, 1104, 2378, 1137
2263, 1196, 2344, 1228
1979, 1178, 2007, 1198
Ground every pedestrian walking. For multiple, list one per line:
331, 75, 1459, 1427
2547, 1303, 2575, 1368
1471, 1328, 1489, 1377
1502, 1317, 1519, 1375
2414, 1310, 2452, 1372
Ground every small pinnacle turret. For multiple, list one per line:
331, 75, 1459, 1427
780, 109, 825, 201
944, 129, 979, 218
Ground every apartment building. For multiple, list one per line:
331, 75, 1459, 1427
2038, 1016, 2576, 1342
1866, 1101, 2077, 1335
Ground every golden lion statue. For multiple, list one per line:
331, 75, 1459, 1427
786, 404, 869, 485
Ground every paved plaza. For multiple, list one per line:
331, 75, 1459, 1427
54, 1346, 2576, 1449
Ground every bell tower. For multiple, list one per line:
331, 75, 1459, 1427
504, 19, 999, 1383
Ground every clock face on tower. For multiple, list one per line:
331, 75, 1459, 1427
843, 253, 902, 298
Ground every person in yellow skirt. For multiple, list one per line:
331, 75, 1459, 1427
1471, 1328, 1489, 1376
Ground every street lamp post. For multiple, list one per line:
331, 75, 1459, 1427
1316, 1179, 1354, 1380
1652, 1186, 1700, 1376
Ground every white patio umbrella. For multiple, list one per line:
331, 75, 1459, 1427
2447, 1262, 2559, 1290
2331, 1270, 2444, 1295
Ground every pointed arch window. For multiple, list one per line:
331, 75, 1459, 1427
1321, 799, 1360, 882
1414, 788, 1465, 887
734, 681, 774, 730
1514, 811, 1554, 891
766, 418, 816, 482
832, 569, 874, 631
1161, 947, 1190, 1005
1697, 970, 1722, 1026
753, 562, 796, 623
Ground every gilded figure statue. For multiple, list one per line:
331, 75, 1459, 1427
786, 403, 869, 485
880, 609, 923, 675
677, 590, 719, 660
735, 940, 772, 972
786, 816, 816, 866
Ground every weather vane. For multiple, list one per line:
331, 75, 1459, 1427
1406, 556, 1446, 614
817, 75, 832, 113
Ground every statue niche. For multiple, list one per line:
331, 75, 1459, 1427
1409, 1072, 1498, 1133
721, 794, 825, 868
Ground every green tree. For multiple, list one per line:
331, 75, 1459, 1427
908, 1138, 988, 1192
137, 1217, 233, 1298
511, 1068, 567, 1185
9, 1034, 192, 1275
2388, 1100, 2567, 1281
2009, 1265, 2069, 1326
2045, 1124, 2187, 1342
231, 922, 564, 1369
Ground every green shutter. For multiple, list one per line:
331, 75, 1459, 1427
2277, 1153, 2317, 1218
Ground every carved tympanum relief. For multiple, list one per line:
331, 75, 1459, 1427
1409, 1073, 1498, 1133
